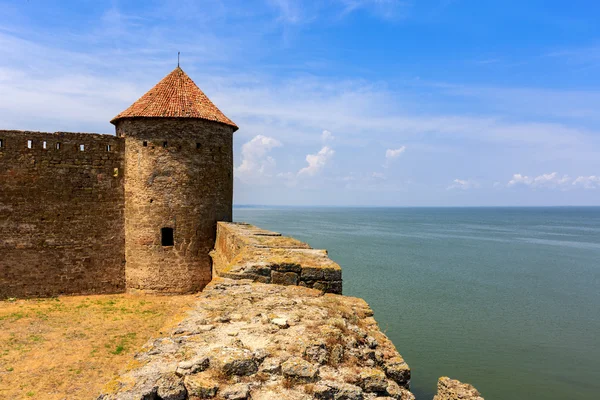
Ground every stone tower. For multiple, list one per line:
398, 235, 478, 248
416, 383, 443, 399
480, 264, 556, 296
111, 67, 238, 293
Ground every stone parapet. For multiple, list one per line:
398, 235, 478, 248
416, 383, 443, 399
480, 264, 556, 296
211, 222, 342, 294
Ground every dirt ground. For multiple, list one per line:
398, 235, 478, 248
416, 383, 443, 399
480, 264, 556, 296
0, 293, 196, 400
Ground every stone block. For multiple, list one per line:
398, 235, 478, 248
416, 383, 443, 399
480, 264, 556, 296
271, 271, 299, 286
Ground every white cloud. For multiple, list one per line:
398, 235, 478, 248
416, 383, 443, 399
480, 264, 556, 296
372, 172, 386, 180
321, 130, 334, 142
572, 176, 600, 189
448, 179, 478, 190
383, 146, 406, 168
298, 146, 335, 176
235, 135, 282, 184
507, 172, 571, 189
385, 146, 406, 160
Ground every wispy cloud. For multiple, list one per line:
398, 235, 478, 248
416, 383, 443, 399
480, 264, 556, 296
298, 146, 335, 176
448, 178, 478, 190
321, 129, 334, 142
337, 0, 410, 19
572, 175, 600, 189
507, 172, 599, 190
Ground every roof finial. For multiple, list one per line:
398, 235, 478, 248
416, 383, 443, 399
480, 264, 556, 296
177, 52, 180, 68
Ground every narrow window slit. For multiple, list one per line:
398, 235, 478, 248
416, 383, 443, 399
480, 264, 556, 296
43, 141, 47, 149
161, 227, 174, 246
106, 144, 112, 152
163, 141, 168, 148
27, 140, 32, 149
143, 141, 148, 147
196, 143, 201, 149
0, 139, 4, 148
79, 144, 85, 152
56, 142, 61, 150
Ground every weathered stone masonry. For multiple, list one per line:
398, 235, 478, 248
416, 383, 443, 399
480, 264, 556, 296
0, 130, 125, 298
117, 118, 234, 294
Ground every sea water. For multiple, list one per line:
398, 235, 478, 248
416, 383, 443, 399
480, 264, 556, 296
233, 207, 600, 400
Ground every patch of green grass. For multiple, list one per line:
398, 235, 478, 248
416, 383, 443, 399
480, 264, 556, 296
0, 312, 27, 322
112, 344, 125, 355
6, 366, 14, 372
26, 391, 35, 397
29, 334, 44, 343
106, 332, 137, 355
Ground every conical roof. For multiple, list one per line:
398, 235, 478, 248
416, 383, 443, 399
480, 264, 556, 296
111, 67, 238, 131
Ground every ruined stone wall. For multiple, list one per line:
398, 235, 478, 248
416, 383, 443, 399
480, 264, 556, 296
115, 119, 234, 294
0, 130, 125, 298
211, 223, 343, 294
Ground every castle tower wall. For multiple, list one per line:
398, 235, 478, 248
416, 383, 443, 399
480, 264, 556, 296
116, 118, 234, 293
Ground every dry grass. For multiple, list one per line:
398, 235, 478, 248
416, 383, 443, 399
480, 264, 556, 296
0, 293, 196, 400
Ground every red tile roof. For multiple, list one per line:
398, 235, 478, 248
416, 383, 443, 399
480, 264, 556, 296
111, 67, 238, 131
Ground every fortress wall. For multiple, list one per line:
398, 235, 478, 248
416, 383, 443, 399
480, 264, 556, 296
211, 222, 343, 294
0, 130, 126, 298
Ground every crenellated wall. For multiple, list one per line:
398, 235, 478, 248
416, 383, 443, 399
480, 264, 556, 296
0, 130, 126, 298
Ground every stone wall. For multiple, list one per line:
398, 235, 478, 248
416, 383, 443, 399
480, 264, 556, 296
211, 223, 343, 294
116, 119, 234, 294
0, 130, 125, 298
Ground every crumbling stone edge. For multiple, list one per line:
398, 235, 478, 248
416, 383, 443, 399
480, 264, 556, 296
98, 223, 483, 400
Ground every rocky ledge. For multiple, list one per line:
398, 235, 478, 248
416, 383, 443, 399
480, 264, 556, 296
99, 223, 483, 400
99, 278, 413, 400
433, 377, 483, 400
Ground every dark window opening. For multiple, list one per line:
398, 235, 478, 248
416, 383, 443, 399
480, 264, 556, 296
161, 227, 174, 246
143, 141, 148, 147
0, 139, 4, 148
106, 144, 112, 152
163, 141, 168, 148
196, 143, 201, 149
150, 199, 154, 203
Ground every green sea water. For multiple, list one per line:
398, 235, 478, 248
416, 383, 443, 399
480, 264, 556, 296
233, 207, 600, 400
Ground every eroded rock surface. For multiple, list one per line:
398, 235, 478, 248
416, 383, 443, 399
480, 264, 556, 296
99, 222, 483, 400
99, 279, 412, 399
433, 377, 484, 400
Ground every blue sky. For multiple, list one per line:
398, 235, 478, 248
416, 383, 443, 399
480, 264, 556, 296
1, 0, 599, 206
